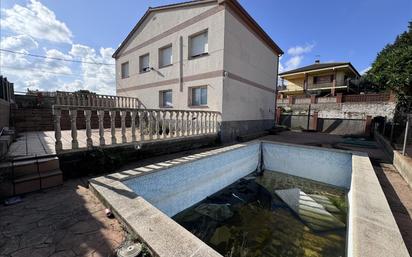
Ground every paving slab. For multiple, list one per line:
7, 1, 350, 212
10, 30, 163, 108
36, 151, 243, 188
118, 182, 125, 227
0, 178, 125, 257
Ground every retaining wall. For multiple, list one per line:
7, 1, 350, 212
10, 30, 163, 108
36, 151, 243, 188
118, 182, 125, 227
0, 100, 10, 129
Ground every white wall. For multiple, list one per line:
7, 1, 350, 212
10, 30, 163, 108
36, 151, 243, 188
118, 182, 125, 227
222, 9, 278, 122
115, 3, 225, 112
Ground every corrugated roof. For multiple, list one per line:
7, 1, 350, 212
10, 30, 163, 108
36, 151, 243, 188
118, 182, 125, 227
279, 62, 360, 77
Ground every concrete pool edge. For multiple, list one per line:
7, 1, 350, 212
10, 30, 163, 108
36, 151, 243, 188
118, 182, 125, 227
89, 140, 409, 257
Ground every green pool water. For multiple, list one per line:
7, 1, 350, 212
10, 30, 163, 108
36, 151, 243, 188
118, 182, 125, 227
173, 170, 348, 257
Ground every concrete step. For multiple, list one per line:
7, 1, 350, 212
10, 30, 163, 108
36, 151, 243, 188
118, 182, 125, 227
14, 169, 63, 195
275, 188, 345, 231
12, 156, 59, 178
0, 156, 62, 198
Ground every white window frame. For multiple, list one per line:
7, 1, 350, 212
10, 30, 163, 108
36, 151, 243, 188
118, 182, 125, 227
189, 86, 208, 107
159, 44, 173, 68
159, 90, 173, 108
139, 53, 150, 73
189, 30, 209, 59
121, 61, 129, 79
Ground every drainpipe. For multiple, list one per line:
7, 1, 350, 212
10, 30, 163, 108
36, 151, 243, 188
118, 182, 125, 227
179, 36, 184, 92
274, 54, 281, 125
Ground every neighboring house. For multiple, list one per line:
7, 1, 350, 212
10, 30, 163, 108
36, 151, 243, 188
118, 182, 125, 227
113, 0, 283, 142
278, 61, 360, 97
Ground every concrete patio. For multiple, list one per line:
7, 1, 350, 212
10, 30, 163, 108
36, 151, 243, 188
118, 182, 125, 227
0, 178, 125, 257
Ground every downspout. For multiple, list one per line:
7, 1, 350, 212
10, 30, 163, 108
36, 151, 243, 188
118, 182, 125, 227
274, 53, 281, 125
179, 36, 184, 92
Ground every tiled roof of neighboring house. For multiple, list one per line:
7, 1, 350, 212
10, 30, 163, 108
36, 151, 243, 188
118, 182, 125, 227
279, 62, 361, 77
112, 0, 283, 58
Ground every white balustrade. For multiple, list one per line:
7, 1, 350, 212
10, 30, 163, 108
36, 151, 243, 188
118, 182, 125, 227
52, 104, 221, 152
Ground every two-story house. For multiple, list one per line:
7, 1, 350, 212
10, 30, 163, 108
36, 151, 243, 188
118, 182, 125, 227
278, 61, 360, 97
113, 0, 283, 142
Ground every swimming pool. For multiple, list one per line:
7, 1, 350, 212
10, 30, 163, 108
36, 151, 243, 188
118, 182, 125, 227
90, 140, 409, 257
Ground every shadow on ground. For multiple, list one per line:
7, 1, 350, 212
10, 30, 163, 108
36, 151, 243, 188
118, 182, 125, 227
373, 163, 412, 255
0, 178, 124, 257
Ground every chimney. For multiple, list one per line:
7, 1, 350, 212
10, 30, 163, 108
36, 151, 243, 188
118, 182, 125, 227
315, 60, 320, 64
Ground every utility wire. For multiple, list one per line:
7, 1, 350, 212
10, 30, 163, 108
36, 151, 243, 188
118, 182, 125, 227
1, 65, 86, 79
0, 48, 115, 66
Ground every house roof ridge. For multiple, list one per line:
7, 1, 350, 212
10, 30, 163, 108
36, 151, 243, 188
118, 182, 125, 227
279, 62, 360, 77
112, 0, 283, 59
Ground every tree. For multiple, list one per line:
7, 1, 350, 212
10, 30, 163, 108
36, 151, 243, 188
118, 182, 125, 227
365, 21, 412, 111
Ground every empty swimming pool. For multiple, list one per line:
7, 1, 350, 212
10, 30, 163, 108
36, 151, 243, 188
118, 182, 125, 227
90, 140, 409, 257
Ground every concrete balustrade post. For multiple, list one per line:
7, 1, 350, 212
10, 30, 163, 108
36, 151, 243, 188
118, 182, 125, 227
131, 110, 137, 142
53, 108, 63, 152
139, 110, 145, 142
110, 110, 117, 144
175, 111, 180, 137
148, 111, 153, 140
120, 110, 127, 143
215, 113, 220, 133
155, 111, 160, 139
97, 110, 105, 146
84, 110, 93, 149
162, 111, 167, 139
185, 112, 190, 136
69, 109, 79, 149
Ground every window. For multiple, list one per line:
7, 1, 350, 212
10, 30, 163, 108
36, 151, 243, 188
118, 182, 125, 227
159, 45, 173, 68
313, 75, 333, 84
189, 30, 208, 58
159, 90, 173, 108
189, 86, 207, 106
139, 54, 150, 73
121, 62, 129, 79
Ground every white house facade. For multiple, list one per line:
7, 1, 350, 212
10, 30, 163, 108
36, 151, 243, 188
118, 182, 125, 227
113, 0, 283, 142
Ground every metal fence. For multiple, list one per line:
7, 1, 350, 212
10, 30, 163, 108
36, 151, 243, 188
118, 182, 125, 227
377, 113, 412, 156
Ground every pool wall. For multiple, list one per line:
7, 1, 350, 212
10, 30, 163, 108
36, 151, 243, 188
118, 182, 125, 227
124, 142, 260, 217
90, 140, 409, 257
262, 142, 352, 188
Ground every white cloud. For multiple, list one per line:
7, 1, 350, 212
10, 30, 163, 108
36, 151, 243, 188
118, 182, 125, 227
287, 43, 315, 56
360, 66, 371, 75
0, 1, 116, 95
1, 35, 39, 50
285, 55, 304, 71
1, 0, 73, 44
280, 43, 316, 72
68, 44, 116, 95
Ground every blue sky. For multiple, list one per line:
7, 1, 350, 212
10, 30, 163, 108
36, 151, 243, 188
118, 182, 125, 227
1, 0, 411, 94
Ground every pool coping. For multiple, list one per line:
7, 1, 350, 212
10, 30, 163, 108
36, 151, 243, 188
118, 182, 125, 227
89, 140, 409, 257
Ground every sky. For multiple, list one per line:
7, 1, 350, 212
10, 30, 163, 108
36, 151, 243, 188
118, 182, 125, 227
0, 0, 411, 95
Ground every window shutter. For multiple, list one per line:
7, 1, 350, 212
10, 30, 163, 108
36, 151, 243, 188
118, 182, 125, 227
140, 54, 150, 71
190, 31, 208, 57
160, 46, 172, 67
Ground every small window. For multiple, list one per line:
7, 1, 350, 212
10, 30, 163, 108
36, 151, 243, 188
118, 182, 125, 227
159, 45, 173, 68
189, 30, 208, 58
313, 75, 333, 84
121, 62, 129, 79
190, 86, 207, 106
139, 54, 150, 73
159, 90, 173, 108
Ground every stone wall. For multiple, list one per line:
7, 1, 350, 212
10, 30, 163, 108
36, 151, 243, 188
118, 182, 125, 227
279, 114, 367, 135
0, 100, 10, 129
59, 135, 219, 178
280, 101, 396, 120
